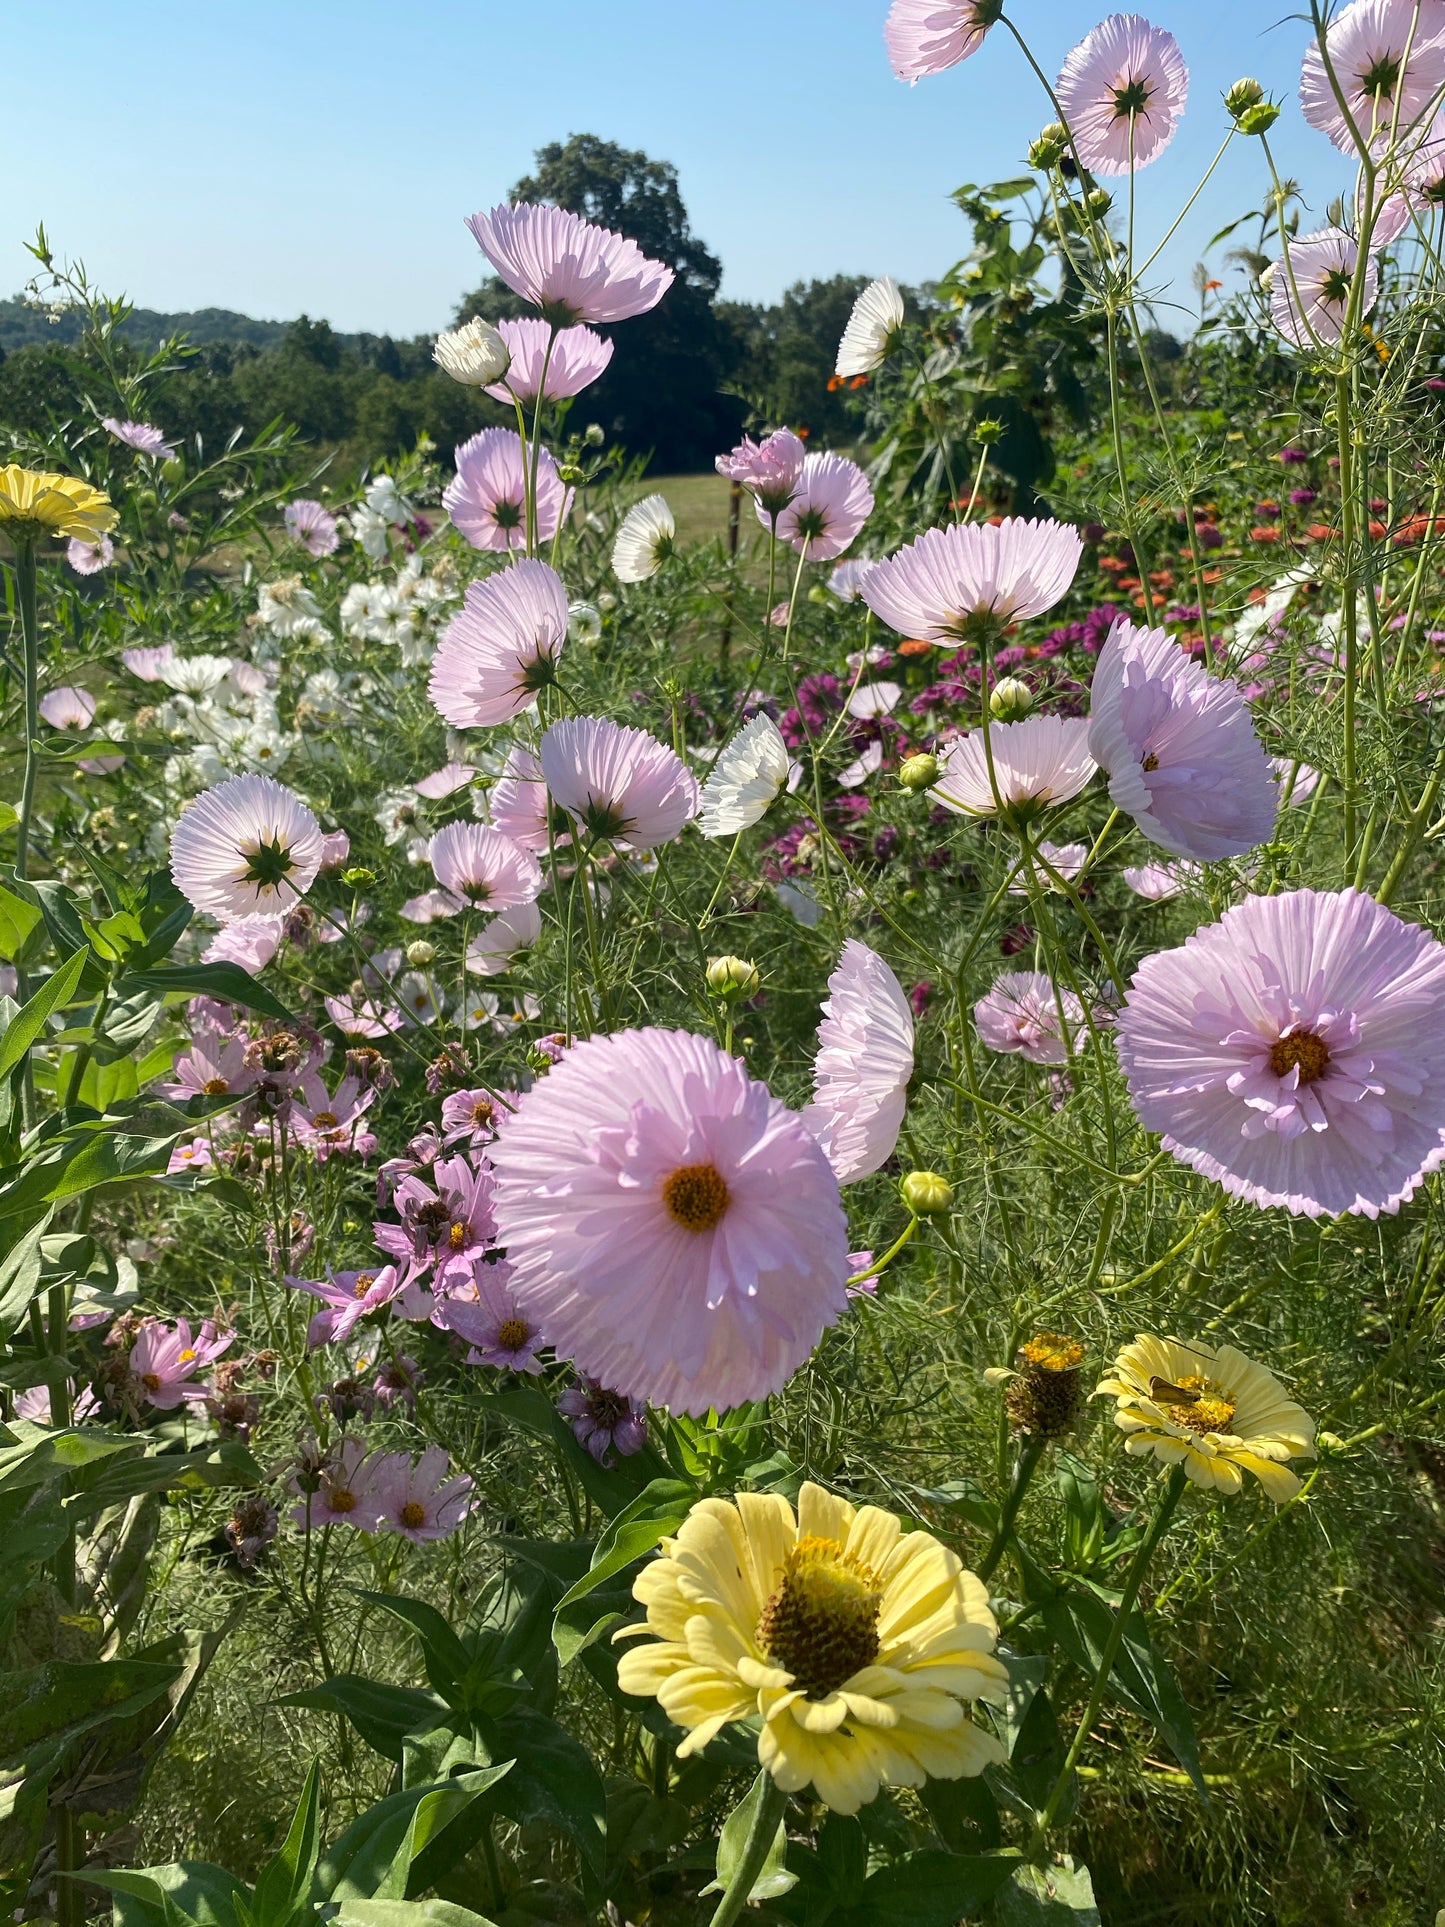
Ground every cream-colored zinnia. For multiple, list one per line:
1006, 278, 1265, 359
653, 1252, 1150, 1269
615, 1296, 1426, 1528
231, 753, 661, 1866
0, 465, 116, 545
1096, 1334, 1316, 1502
614, 1481, 1007, 1814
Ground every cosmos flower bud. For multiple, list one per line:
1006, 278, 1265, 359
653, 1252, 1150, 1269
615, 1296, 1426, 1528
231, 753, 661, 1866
974, 418, 1005, 446
1224, 77, 1264, 116
901, 1170, 953, 1216
584, 423, 605, 447
405, 940, 437, 966
899, 752, 941, 792
990, 677, 1034, 722
1235, 100, 1280, 136
1029, 123, 1069, 171
342, 866, 378, 889
433, 318, 511, 387
706, 954, 760, 999
1001, 1332, 1086, 1440
1085, 188, 1113, 219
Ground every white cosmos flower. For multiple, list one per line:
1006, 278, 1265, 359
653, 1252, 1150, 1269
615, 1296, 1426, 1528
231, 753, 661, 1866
257, 577, 325, 638
365, 473, 414, 526
836, 275, 906, 378
612, 494, 676, 582
697, 712, 793, 838
568, 600, 603, 644
434, 317, 511, 387
157, 654, 237, 696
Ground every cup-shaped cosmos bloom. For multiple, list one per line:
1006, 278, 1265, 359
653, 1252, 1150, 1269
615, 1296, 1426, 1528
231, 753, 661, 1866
484, 316, 614, 404
765, 452, 875, 560
862, 516, 1082, 641
1269, 229, 1379, 348
428, 822, 543, 910
886, 0, 1001, 82
170, 773, 323, 923
433, 316, 511, 387
490, 1027, 850, 1413
38, 686, 96, 730
697, 712, 793, 838
465, 202, 675, 325
717, 428, 808, 515
612, 493, 676, 582
974, 969, 1086, 1064
1300, 0, 1445, 155
1117, 887, 1445, 1218
443, 427, 571, 552
932, 715, 1097, 819
836, 275, 906, 377
102, 416, 177, 459
1055, 13, 1189, 176
1087, 617, 1278, 861
540, 716, 699, 849
284, 499, 340, 557
429, 558, 568, 729
803, 940, 915, 1183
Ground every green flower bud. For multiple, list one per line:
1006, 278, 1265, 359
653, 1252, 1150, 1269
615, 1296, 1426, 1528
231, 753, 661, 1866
1224, 77, 1265, 116
706, 954, 760, 999
974, 417, 1005, 447
584, 423, 605, 447
342, 866, 377, 889
405, 940, 436, 967
898, 752, 941, 793
1029, 122, 1069, 171
990, 676, 1033, 722
901, 1170, 954, 1216
1085, 188, 1113, 219
1236, 99, 1281, 136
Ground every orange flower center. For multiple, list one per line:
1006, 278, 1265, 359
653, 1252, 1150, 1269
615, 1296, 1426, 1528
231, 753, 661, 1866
1268, 1030, 1330, 1084
662, 1162, 730, 1234
496, 1318, 531, 1350
401, 1500, 428, 1529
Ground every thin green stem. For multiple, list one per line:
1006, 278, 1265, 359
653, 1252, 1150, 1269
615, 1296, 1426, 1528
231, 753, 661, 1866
977, 1435, 1046, 1584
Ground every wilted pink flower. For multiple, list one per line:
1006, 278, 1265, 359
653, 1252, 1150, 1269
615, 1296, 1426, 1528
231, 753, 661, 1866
292, 1264, 406, 1348
203, 914, 286, 975
377, 1153, 495, 1286
540, 716, 699, 849
128, 1317, 233, 1409
38, 686, 95, 730
103, 416, 177, 459
171, 774, 323, 922
429, 822, 543, 909
886, 0, 999, 81
1055, 14, 1189, 175
933, 716, 1097, 819
465, 202, 675, 324
766, 451, 875, 561
484, 316, 615, 403
1118, 888, 1445, 1218
975, 970, 1085, 1064
284, 498, 340, 557
122, 644, 175, 681
413, 762, 476, 801
429, 557, 568, 727
443, 427, 571, 552
715, 429, 807, 515
466, 899, 544, 976
1300, 0, 1445, 155
558, 1376, 649, 1463
68, 534, 113, 575
1269, 229, 1379, 348
1088, 618, 1278, 861
372, 1445, 474, 1540
862, 516, 1082, 641
491, 1026, 850, 1414
803, 940, 915, 1183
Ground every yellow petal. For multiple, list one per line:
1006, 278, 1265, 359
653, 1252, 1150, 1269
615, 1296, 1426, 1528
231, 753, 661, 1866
797, 1481, 855, 1548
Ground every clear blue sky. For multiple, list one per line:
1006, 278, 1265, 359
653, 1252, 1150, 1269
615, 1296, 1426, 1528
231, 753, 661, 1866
9, 0, 1354, 336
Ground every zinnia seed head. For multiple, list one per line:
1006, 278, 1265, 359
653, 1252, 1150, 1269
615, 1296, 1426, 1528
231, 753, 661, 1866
756, 1536, 883, 1698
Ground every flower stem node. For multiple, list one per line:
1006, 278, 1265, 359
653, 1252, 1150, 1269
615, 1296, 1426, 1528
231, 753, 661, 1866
901, 1170, 953, 1216
1029, 123, 1070, 171
706, 955, 761, 1001
989, 677, 1034, 723
898, 752, 941, 793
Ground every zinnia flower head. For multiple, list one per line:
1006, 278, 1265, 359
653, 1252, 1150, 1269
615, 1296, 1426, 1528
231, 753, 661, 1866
975, 969, 1085, 1064
861, 517, 1082, 642
0, 465, 116, 546
490, 1026, 850, 1413
697, 713, 793, 838
1300, 0, 1445, 155
428, 557, 568, 728
614, 1482, 1008, 1812
1117, 887, 1445, 1217
803, 941, 915, 1183
429, 821, 543, 909
1087, 618, 1278, 860
465, 202, 675, 325
836, 276, 906, 377
1269, 229, 1379, 348
1097, 1333, 1316, 1501
932, 716, 1097, 821
1055, 13, 1189, 175
443, 427, 570, 552
102, 416, 177, 459
170, 773, 324, 922
716, 429, 807, 516
886, 0, 1002, 82
433, 316, 511, 387
485, 316, 614, 403
612, 494, 676, 582
284, 499, 340, 557
767, 451, 875, 561
540, 717, 699, 849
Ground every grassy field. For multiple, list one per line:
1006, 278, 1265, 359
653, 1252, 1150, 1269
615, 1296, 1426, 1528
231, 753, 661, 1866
627, 471, 738, 547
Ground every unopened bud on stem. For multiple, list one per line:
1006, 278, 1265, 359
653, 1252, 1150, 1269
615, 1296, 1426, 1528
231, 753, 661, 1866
706, 955, 760, 1000
901, 1170, 953, 1216
990, 677, 1033, 722
899, 752, 940, 793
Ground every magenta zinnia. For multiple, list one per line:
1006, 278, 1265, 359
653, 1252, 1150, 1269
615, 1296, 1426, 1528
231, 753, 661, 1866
429, 557, 568, 728
862, 517, 1082, 642
1117, 888, 1445, 1218
490, 1026, 850, 1413
170, 774, 323, 923
803, 940, 916, 1183
1055, 13, 1189, 176
465, 202, 675, 325
443, 427, 570, 552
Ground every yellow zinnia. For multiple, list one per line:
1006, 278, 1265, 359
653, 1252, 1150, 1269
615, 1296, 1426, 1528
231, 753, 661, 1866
0, 464, 116, 546
1096, 1334, 1316, 1503
614, 1481, 1008, 1815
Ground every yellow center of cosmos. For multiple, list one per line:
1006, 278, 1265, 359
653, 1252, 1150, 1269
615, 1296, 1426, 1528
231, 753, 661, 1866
312, 1111, 339, 1130
756, 1536, 883, 1699
449, 1221, 469, 1249
354, 1273, 376, 1299
496, 1317, 530, 1350
204, 1076, 230, 1095
401, 1500, 427, 1529
663, 1161, 730, 1233
1165, 1373, 1237, 1436
329, 1487, 358, 1514
1268, 1030, 1330, 1085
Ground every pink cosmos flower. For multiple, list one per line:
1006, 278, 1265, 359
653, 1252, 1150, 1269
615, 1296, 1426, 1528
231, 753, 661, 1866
377, 1153, 496, 1287
440, 1087, 507, 1147
491, 1026, 850, 1414
975, 970, 1086, 1064
291, 1437, 384, 1531
715, 429, 808, 516
204, 915, 286, 975
1124, 860, 1198, 901
540, 717, 699, 849
1087, 618, 1278, 861
68, 534, 114, 575
284, 498, 340, 557
488, 745, 555, 850
830, 558, 878, 601
443, 427, 571, 552
413, 762, 476, 801
372, 1445, 475, 1541
14, 1381, 100, 1425
166, 1020, 256, 1104
932, 716, 1097, 819
429, 822, 543, 910
1055, 14, 1189, 175
319, 829, 351, 871
167, 1138, 215, 1176
122, 644, 175, 681
1006, 839, 1089, 894
466, 899, 544, 976
324, 993, 403, 1040
128, 1317, 233, 1409
1300, 0, 1445, 155
38, 686, 95, 730
292, 1264, 406, 1348
802, 940, 915, 1183
103, 416, 177, 459
886, 0, 999, 81
766, 451, 875, 561
558, 1376, 649, 1463
1269, 229, 1379, 348
429, 557, 568, 727
862, 516, 1083, 641
484, 316, 615, 403
1118, 888, 1445, 1218
170, 774, 323, 923
435, 1262, 545, 1371
466, 202, 674, 325
290, 1073, 378, 1162
1273, 759, 1321, 807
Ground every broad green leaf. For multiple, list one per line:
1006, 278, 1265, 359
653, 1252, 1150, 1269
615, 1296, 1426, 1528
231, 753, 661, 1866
116, 963, 292, 1023
0, 949, 87, 1080
850, 1850, 1020, 1925
921, 1774, 1002, 1854
699, 1768, 795, 1904
0, 1207, 55, 1338
353, 1591, 473, 1703
0, 884, 41, 960
552, 1476, 693, 1665
86, 1860, 248, 1927
336, 1905, 499, 1927
278, 1679, 445, 1765
251, 1761, 322, 1926
0, 1657, 183, 1758
996, 1857, 1100, 1923
471, 1705, 607, 1875
317, 1770, 510, 1905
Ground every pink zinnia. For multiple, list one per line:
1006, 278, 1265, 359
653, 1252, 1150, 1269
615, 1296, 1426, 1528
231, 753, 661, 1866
373, 1445, 475, 1541
886, 0, 1000, 82
717, 428, 808, 516
1055, 14, 1189, 175
466, 899, 543, 976
204, 914, 286, 974
129, 1317, 233, 1409
429, 557, 568, 727
1088, 619, 1278, 861
68, 534, 114, 575
861, 517, 1082, 641
1269, 230, 1379, 348
802, 940, 915, 1184
465, 202, 674, 324
765, 451, 875, 561
484, 316, 615, 403
284, 498, 340, 557
170, 774, 323, 923
1118, 888, 1445, 1218
975, 970, 1085, 1064
540, 717, 699, 849
103, 416, 177, 459
429, 821, 543, 909
39, 686, 95, 730
491, 1026, 850, 1414
443, 427, 570, 552
1300, 0, 1445, 155
933, 716, 1097, 819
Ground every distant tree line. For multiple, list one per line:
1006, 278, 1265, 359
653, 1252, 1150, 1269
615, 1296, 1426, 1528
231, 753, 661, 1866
0, 137, 875, 476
